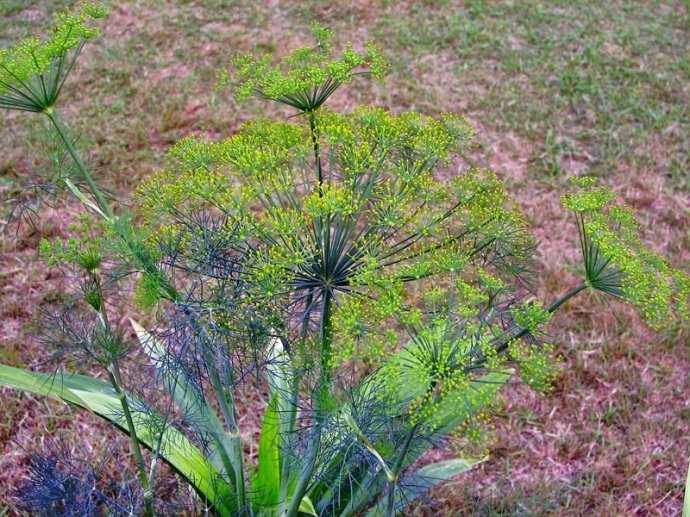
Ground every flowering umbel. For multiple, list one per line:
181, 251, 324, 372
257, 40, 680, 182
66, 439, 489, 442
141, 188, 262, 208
563, 177, 690, 331
219, 23, 387, 112
0, 4, 106, 112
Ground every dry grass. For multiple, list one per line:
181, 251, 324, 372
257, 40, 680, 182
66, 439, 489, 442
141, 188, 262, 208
1, 0, 689, 515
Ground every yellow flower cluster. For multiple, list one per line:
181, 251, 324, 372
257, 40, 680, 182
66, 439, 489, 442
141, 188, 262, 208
0, 4, 106, 110
224, 25, 388, 111
564, 178, 690, 330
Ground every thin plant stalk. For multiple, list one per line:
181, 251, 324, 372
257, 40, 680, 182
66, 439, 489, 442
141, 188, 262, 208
308, 110, 324, 195
108, 361, 155, 517
93, 277, 155, 517
384, 420, 420, 517
44, 109, 113, 219
498, 282, 588, 349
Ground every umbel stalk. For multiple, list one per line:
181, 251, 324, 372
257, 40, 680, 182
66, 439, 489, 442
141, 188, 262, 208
42, 106, 157, 517
44, 108, 113, 219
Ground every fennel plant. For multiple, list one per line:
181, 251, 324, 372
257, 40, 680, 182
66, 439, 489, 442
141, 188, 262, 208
1, 8, 688, 517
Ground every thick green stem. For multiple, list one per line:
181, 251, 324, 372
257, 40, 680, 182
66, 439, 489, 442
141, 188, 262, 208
108, 362, 155, 517
492, 283, 588, 355
308, 110, 324, 195
45, 109, 113, 219
286, 290, 334, 517
319, 289, 334, 384
44, 106, 177, 517
545, 283, 588, 314
384, 400, 428, 516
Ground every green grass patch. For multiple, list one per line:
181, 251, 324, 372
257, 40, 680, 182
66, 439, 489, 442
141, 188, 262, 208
370, 1, 690, 188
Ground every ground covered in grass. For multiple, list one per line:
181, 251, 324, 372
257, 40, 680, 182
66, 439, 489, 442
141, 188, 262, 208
1, 1, 689, 515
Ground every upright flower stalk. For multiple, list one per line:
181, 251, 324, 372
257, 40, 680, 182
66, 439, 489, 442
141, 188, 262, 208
308, 110, 325, 194
287, 105, 333, 517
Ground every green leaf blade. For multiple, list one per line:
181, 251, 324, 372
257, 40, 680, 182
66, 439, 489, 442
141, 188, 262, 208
253, 395, 282, 510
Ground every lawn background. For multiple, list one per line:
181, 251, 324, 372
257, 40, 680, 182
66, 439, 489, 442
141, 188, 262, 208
1, 1, 689, 514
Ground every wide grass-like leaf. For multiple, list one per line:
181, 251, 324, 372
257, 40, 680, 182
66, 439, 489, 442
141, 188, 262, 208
0, 363, 236, 515
253, 395, 281, 510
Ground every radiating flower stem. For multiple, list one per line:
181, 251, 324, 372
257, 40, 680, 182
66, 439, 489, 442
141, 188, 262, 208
308, 110, 324, 195
44, 109, 113, 219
